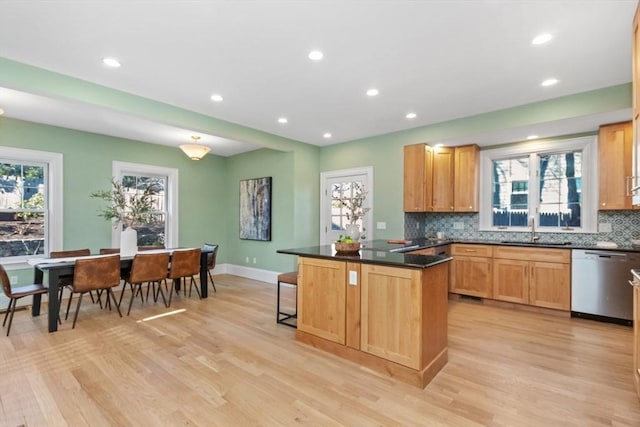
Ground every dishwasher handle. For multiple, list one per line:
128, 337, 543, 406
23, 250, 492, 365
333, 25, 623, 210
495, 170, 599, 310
583, 251, 630, 259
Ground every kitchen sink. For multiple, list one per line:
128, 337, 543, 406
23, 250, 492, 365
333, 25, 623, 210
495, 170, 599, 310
499, 240, 572, 246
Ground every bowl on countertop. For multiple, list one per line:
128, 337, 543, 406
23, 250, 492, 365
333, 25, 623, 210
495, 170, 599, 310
335, 241, 361, 253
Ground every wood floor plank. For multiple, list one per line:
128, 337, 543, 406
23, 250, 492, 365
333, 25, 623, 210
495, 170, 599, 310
0, 274, 638, 426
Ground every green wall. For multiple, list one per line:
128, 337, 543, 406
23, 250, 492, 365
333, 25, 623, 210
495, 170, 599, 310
0, 57, 633, 283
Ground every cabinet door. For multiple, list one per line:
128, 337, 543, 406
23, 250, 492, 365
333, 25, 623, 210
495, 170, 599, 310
360, 264, 422, 369
449, 255, 492, 298
634, 283, 640, 399
633, 5, 640, 199
403, 144, 427, 212
298, 257, 346, 345
454, 144, 479, 212
599, 122, 633, 210
431, 147, 454, 212
493, 258, 529, 304
528, 261, 570, 310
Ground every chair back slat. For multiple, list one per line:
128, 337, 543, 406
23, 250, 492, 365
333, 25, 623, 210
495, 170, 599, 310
73, 255, 121, 293
129, 252, 170, 283
168, 249, 201, 279
203, 243, 219, 269
0, 264, 12, 298
99, 248, 120, 255
50, 248, 90, 258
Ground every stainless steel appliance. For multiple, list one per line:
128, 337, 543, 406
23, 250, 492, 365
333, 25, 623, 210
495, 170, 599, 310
571, 249, 640, 325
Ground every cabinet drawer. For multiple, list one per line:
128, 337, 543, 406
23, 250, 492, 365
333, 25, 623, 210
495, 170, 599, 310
451, 244, 493, 257
493, 246, 570, 263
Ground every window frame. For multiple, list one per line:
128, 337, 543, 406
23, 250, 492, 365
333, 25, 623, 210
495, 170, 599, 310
479, 135, 597, 233
0, 146, 63, 267
111, 161, 178, 248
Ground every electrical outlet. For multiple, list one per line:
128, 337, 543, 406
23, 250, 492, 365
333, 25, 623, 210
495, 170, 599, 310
376, 221, 386, 230
245, 256, 249, 263
252, 257, 257, 264
453, 222, 464, 230
9, 276, 17, 285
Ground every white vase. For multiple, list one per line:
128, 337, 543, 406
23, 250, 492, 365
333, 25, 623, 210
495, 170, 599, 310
345, 223, 361, 241
120, 227, 138, 256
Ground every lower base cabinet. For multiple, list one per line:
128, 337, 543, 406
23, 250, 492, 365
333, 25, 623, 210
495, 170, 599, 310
493, 246, 570, 311
296, 256, 449, 388
449, 244, 493, 298
634, 280, 640, 400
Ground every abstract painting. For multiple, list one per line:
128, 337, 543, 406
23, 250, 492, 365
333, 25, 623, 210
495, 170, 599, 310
239, 177, 272, 241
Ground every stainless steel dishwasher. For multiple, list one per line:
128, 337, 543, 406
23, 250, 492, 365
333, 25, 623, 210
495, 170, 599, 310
571, 249, 640, 325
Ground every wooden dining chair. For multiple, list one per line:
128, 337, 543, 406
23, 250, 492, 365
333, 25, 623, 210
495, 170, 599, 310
202, 243, 218, 293
99, 248, 120, 254
0, 264, 48, 336
70, 255, 122, 329
138, 245, 165, 251
120, 252, 170, 315
50, 248, 91, 320
166, 248, 201, 307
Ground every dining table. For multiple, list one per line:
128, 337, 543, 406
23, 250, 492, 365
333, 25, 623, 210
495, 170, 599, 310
28, 247, 213, 332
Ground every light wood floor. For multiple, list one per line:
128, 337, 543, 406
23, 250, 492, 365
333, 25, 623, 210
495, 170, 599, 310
1, 274, 639, 426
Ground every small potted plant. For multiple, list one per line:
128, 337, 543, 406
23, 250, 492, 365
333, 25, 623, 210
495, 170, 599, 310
90, 178, 160, 255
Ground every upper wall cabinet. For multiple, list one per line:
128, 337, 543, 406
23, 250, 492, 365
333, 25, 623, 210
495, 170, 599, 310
598, 121, 634, 210
403, 143, 479, 212
633, 8, 640, 204
454, 144, 480, 212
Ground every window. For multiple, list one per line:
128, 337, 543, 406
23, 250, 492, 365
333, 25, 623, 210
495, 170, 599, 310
112, 162, 178, 248
0, 147, 62, 264
480, 136, 596, 233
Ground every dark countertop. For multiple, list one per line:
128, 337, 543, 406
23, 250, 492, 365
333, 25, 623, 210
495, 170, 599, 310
277, 241, 452, 269
399, 237, 640, 253
277, 238, 640, 270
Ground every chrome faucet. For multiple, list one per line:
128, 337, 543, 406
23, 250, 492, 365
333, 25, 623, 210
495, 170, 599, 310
529, 217, 540, 242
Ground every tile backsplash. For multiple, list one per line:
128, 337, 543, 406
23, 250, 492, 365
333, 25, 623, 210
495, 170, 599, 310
405, 211, 640, 247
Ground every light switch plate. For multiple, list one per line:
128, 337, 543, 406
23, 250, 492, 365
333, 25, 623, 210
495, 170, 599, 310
599, 222, 612, 233
348, 270, 358, 286
376, 221, 386, 229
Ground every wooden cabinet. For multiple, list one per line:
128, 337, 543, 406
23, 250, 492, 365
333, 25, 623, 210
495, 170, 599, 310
360, 264, 423, 369
297, 257, 346, 344
492, 246, 570, 310
598, 121, 633, 210
403, 143, 428, 212
633, 6, 640, 192
403, 143, 479, 212
454, 144, 480, 212
633, 278, 640, 400
449, 244, 493, 298
296, 256, 449, 388
431, 146, 455, 212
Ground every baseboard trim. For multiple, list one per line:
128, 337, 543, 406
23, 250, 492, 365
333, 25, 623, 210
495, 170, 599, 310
213, 263, 279, 284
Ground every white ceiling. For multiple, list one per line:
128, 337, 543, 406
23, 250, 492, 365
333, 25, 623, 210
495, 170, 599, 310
0, 0, 636, 156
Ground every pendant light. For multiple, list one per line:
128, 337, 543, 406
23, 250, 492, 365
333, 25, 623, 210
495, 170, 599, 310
180, 136, 210, 160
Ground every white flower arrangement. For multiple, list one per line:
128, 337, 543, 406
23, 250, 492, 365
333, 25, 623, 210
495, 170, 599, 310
339, 182, 371, 224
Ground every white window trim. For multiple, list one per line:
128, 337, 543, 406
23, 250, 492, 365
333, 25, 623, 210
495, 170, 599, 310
112, 161, 179, 248
320, 166, 374, 245
479, 135, 597, 233
0, 146, 63, 267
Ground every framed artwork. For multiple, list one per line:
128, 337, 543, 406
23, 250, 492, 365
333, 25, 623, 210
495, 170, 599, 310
239, 176, 272, 241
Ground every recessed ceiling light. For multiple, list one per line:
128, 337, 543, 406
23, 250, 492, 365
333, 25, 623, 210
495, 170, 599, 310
541, 78, 559, 87
323, 133, 332, 139
527, 135, 539, 140
102, 57, 121, 68
366, 88, 379, 97
308, 50, 324, 61
532, 33, 553, 45
278, 117, 288, 124
210, 94, 224, 102
406, 112, 417, 119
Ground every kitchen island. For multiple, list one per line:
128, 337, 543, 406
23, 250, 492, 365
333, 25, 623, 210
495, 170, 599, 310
277, 241, 452, 388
